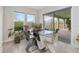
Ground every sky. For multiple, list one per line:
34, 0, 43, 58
16, 13, 35, 22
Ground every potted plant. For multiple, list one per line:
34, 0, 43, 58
8, 28, 22, 44
8, 28, 15, 42
14, 31, 21, 44
14, 31, 25, 44
14, 21, 24, 44
66, 19, 71, 30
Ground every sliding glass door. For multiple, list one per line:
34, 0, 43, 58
59, 18, 64, 29
54, 17, 58, 30
44, 15, 53, 30
43, 15, 66, 31
54, 17, 65, 30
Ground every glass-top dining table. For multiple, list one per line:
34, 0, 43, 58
29, 29, 53, 42
39, 30, 54, 38
29, 29, 54, 38
39, 30, 55, 44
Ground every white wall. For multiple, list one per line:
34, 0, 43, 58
3, 6, 40, 42
71, 7, 79, 48
0, 7, 3, 52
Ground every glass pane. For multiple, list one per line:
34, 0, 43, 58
27, 14, 35, 28
14, 13, 25, 31
54, 17, 58, 30
59, 18, 64, 29
44, 15, 53, 30
27, 14, 35, 23
15, 13, 25, 21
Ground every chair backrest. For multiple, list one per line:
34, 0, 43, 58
55, 29, 59, 34
33, 30, 41, 41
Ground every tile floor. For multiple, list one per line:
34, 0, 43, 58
3, 39, 51, 53
2, 39, 79, 53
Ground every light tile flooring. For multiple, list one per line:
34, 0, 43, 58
3, 39, 51, 53
54, 41, 79, 53
3, 39, 79, 53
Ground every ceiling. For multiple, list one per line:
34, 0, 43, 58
28, 6, 71, 19
44, 7, 71, 19
28, 6, 69, 12
54, 8, 71, 18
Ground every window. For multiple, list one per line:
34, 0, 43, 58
14, 12, 36, 31
54, 17, 58, 30
27, 14, 35, 23
26, 14, 35, 28
15, 13, 25, 21
44, 15, 53, 30
59, 18, 64, 29
14, 13, 25, 31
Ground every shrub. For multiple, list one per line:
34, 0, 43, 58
31, 22, 42, 30
14, 21, 23, 31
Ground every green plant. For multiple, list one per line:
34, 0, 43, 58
8, 28, 14, 38
14, 34, 21, 43
14, 31, 25, 44
8, 28, 25, 44
66, 19, 71, 30
31, 22, 42, 30
14, 21, 23, 31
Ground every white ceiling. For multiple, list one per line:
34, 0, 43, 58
28, 6, 71, 18
54, 8, 71, 18
28, 6, 69, 13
